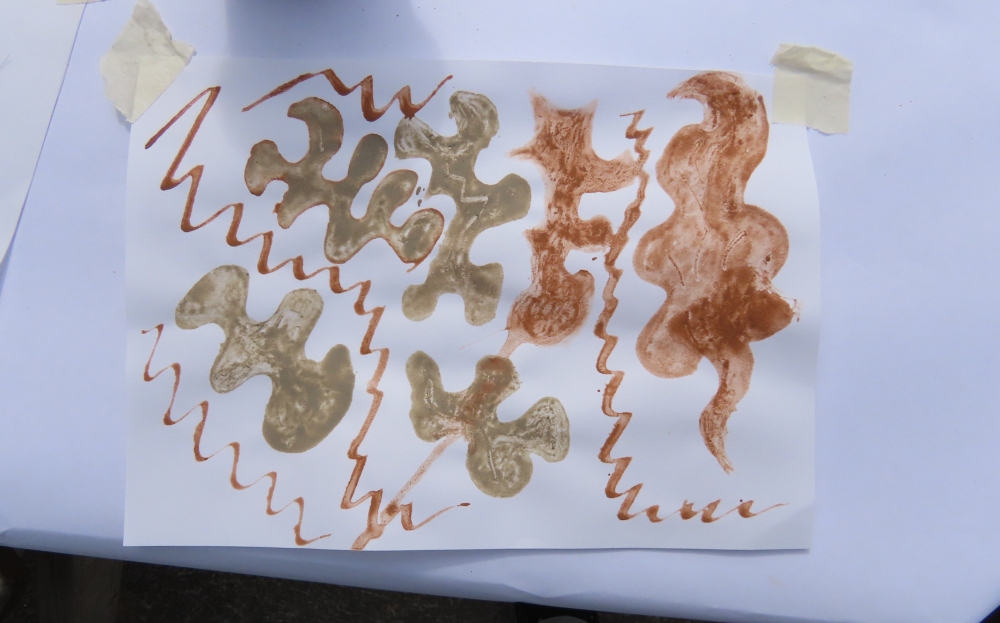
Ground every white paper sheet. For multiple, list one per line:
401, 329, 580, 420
0, 0, 82, 264
125, 57, 819, 551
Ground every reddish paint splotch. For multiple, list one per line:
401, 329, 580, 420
633, 72, 795, 473
501, 95, 644, 356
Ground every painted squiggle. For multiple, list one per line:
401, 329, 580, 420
243, 69, 453, 121
245, 97, 444, 266
590, 111, 664, 522
633, 72, 794, 473
348, 433, 470, 551
395, 91, 531, 325
146, 85, 456, 548
632, 498, 787, 523
141, 324, 329, 546
501, 94, 643, 356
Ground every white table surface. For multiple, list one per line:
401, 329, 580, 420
2, 2, 999, 622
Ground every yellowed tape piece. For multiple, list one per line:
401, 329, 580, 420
99, 0, 194, 123
770, 43, 853, 135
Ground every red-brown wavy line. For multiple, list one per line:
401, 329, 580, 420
141, 324, 329, 545
242, 69, 453, 121
592, 110, 659, 520
145, 84, 456, 549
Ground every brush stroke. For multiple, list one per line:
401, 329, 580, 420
243, 69, 453, 121
589, 110, 667, 523
633, 72, 795, 473
501, 94, 643, 355
245, 96, 444, 266
175, 266, 355, 453
395, 91, 531, 325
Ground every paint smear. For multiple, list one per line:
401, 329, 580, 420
633, 72, 795, 473
175, 265, 355, 453
245, 96, 444, 266
395, 91, 531, 325
406, 350, 570, 498
501, 94, 643, 355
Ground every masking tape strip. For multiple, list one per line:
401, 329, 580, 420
771, 43, 853, 135
99, 0, 194, 123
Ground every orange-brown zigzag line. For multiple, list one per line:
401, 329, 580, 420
144, 81, 456, 549
592, 111, 785, 523
141, 324, 328, 545
242, 69, 453, 120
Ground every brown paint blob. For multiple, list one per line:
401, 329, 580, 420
406, 350, 570, 498
175, 265, 355, 453
245, 97, 445, 266
395, 91, 531, 326
633, 72, 794, 473
501, 94, 643, 356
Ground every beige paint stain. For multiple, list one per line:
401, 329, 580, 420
395, 91, 531, 326
175, 265, 355, 453
406, 351, 570, 499
245, 97, 445, 266
501, 94, 643, 356
633, 72, 795, 473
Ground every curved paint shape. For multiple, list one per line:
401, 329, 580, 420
175, 265, 355, 453
633, 72, 795, 473
406, 350, 570, 498
245, 97, 444, 266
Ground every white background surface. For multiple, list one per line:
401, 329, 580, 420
123, 58, 818, 551
0, 1, 998, 621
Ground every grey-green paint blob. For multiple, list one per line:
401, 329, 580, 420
176, 265, 355, 453
395, 91, 531, 325
405, 350, 569, 498
245, 97, 444, 265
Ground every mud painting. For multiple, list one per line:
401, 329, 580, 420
127, 59, 817, 551
406, 351, 570, 498
633, 72, 795, 473
501, 94, 644, 355
396, 91, 531, 325
245, 97, 445, 265
176, 265, 355, 453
